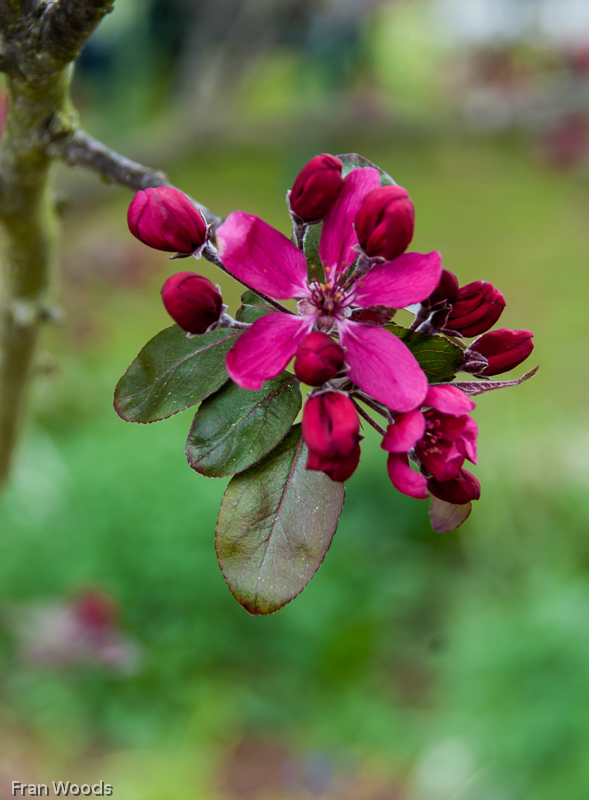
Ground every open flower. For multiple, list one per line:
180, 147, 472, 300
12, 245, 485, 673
382, 385, 478, 499
216, 168, 442, 412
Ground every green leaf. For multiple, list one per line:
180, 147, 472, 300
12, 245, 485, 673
186, 373, 302, 477
114, 325, 239, 423
216, 425, 345, 615
303, 221, 324, 283
337, 153, 396, 187
386, 324, 464, 382
235, 290, 275, 323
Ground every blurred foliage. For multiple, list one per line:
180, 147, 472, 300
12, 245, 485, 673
0, 132, 585, 798
0, 0, 588, 796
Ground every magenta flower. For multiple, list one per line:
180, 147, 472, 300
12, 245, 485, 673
382, 385, 478, 499
216, 168, 442, 412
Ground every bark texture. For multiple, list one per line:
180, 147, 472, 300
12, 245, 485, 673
0, 0, 219, 487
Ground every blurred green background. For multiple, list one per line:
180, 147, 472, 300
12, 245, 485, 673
1, 1, 588, 798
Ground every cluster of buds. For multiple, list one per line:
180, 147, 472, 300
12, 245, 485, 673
412, 266, 534, 380
126, 153, 535, 533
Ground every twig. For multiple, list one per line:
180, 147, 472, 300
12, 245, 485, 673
352, 400, 386, 437
47, 128, 224, 228
41, 0, 115, 65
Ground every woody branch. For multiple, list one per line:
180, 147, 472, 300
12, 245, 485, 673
0, 0, 219, 489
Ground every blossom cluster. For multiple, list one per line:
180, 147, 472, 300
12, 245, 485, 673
127, 154, 534, 532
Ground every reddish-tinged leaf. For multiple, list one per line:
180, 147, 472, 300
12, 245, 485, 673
216, 425, 345, 615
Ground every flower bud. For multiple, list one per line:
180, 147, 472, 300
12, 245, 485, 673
161, 272, 223, 334
302, 392, 360, 459
465, 328, 534, 376
128, 187, 208, 255
306, 443, 361, 483
447, 280, 506, 338
355, 185, 415, 261
427, 469, 481, 505
424, 269, 459, 308
294, 332, 345, 386
289, 154, 344, 223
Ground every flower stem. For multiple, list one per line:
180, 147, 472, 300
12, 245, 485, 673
352, 401, 387, 437
351, 390, 392, 422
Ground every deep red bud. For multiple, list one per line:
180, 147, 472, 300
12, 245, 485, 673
128, 187, 208, 254
427, 469, 481, 505
290, 154, 344, 222
161, 272, 223, 334
294, 332, 345, 386
302, 392, 360, 459
425, 269, 459, 307
355, 185, 415, 260
306, 443, 361, 482
467, 328, 534, 376
447, 280, 506, 337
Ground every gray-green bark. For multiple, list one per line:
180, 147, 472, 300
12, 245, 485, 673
0, 0, 219, 488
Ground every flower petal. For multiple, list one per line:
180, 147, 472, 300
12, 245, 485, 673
216, 211, 309, 299
319, 167, 381, 276
339, 320, 428, 412
425, 385, 476, 415
353, 251, 442, 308
226, 312, 314, 390
381, 410, 426, 453
460, 416, 478, 464
387, 453, 429, 500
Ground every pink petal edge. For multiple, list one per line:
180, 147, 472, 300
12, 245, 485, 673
353, 251, 442, 309
319, 167, 381, 276
426, 385, 476, 415
339, 320, 428, 412
226, 312, 315, 390
387, 453, 429, 500
216, 211, 310, 300
381, 410, 426, 453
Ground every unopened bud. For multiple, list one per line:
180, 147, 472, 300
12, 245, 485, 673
161, 272, 223, 334
425, 269, 459, 308
306, 443, 361, 482
302, 391, 360, 459
289, 154, 344, 223
355, 185, 415, 261
466, 328, 534, 376
128, 187, 208, 255
447, 280, 506, 338
427, 469, 481, 505
294, 332, 345, 386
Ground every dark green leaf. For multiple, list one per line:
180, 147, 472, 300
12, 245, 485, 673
186, 373, 302, 477
235, 290, 275, 323
303, 221, 324, 283
386, 324, 464, 382
216, 425, 345, 615
337, 153, 396, 187
114, 325, 239, 423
